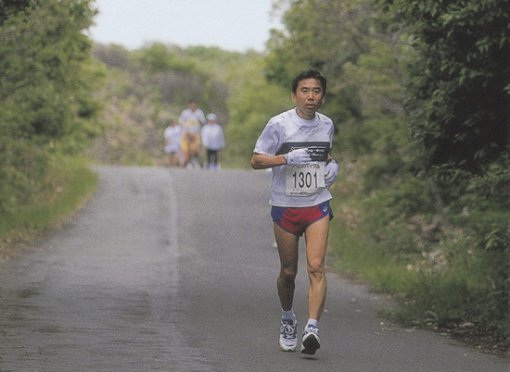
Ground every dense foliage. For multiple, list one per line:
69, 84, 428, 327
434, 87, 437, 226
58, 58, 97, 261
379, 0, 510, 346
385, 0, 509, 172
0, 0, 100, 219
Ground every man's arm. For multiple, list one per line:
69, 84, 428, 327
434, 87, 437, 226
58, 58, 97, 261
251, 152, 286, 169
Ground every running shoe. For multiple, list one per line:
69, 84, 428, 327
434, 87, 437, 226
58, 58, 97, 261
279, 318, 297, 351
301, 324, 320, 355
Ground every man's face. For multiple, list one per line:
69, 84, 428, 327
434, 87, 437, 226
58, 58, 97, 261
292, 78, 325, 119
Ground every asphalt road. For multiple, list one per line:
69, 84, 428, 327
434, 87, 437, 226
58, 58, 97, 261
0, 166, 507, 371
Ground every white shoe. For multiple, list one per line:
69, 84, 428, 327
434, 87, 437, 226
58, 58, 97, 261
301, 325, 320, 355
279, 318, 297, 351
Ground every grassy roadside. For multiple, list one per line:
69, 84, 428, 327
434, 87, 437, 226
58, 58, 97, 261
327, 165, 509, 356
0, 156, 98, 260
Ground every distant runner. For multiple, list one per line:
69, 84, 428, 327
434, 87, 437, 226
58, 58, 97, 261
163, 118, 182, 167
179, 99, 206, 168
201, 113, 225, 170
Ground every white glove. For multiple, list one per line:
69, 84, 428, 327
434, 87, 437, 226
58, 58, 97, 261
285, 148, 311, 165
324, 160, 340, 187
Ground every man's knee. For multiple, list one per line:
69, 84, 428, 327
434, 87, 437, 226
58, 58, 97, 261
307, 261, 325, 279
279, 267, 297, 283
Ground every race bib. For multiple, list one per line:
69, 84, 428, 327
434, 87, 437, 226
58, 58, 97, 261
285, 162, 325, 196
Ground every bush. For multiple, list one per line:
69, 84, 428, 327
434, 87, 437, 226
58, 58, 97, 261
0, 155, 98, 239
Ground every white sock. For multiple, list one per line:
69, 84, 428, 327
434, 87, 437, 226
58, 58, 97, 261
281, 309, 295, 321
306, 318, 319, 329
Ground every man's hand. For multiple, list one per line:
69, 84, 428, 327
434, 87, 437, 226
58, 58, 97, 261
285, 148, 312, 165
324, 160, 339, 187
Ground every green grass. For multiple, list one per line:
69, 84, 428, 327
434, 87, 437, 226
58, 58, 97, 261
328, 221, 414, 293
0, 156, 98, 249
328, 195, 509, 353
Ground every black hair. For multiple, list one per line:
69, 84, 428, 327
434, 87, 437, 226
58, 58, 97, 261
291, 70, 327, 95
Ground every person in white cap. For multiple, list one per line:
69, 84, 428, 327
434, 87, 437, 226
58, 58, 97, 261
201, 113, 225, 170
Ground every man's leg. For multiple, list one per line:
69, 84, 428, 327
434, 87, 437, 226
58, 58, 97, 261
273, 223, 299, 310
301, 215, 329, 355
169, 152, 179, 166
304, 215, 329, 320
191, 135, 201, 167
274, 223, 300, 351
181, 140, 190, 166
211, 150, 218, 167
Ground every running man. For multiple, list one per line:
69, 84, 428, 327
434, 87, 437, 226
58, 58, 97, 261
251, 70, 340, 355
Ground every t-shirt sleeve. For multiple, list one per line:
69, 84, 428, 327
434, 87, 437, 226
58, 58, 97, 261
253, 121, 281, 156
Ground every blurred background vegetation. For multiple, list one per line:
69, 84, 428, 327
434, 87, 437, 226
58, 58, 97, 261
1, 0, 508, 353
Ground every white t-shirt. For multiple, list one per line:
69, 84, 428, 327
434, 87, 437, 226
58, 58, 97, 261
178, 108, 206, 134
253, 108, 334, 207
163, 125, 182, 153
201, 123, 225, 150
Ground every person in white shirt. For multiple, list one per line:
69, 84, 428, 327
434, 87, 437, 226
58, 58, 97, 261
178, 100, 206, 168
163, 119, 182, 167
251, 70, 340, 355
201, 113, 225, 170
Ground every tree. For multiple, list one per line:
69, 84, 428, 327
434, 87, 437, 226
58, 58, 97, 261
0, 0, 97, 140
0, 0, 31, 24
0, 0, 98, 214
266, 0, 377, 124
378, 0, 510, 347
382, 0, 510, 176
